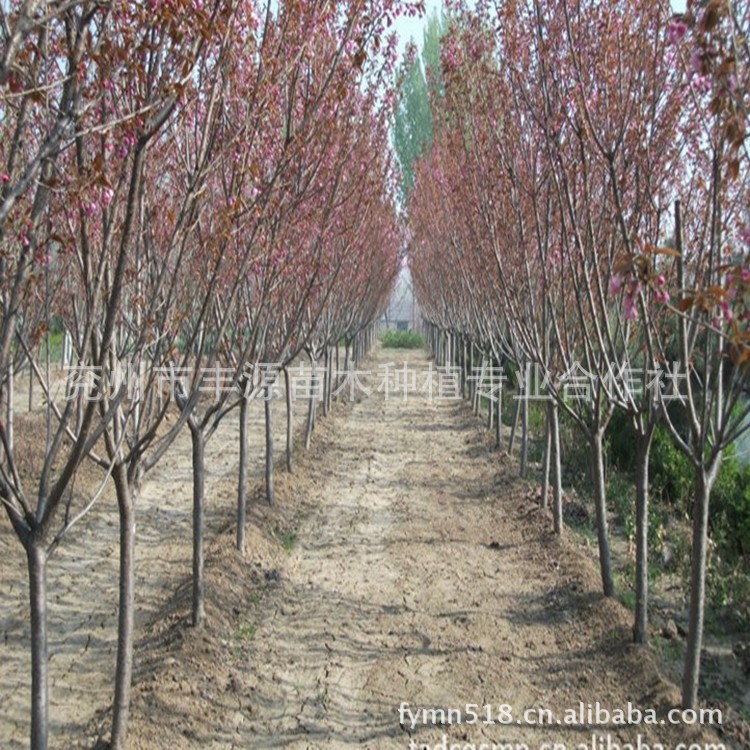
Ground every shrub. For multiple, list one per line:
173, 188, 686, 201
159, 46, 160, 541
648, 424, 694, 512
381, 329, 425, 349
710, 447, 750, 559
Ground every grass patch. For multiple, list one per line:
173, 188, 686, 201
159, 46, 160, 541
274, 528, 297, 552
652, 633, 683, 663
235, 623, 256, 642
619, 589, 636, 611
381, 330, 424, 349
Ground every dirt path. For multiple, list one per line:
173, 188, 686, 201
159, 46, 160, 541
123, 346, 721, 750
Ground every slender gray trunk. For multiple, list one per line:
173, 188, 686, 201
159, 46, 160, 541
29, 354, 34, 412
265, 387, 275, 506
550, 400, 563, 535
284, 368, 293, 473
335, 342, 340, 393
473, 356, 486, 415
681, 467, 716, 708
110, 465, 136, 749
326, 347, 333, 413
461, 339, 468, 398
27, 536, 48, 750
495, 391, 503, 450
520, 393, 529, 478
7, 360, 13, 453
633, 432, 653, 645
190, 423, 206, 627
591, 428, 614, 596
541, 405, 552, 510
304, 353, 316, 450
508, 395, 521, 453
236, 393, 249, 551
322, 347, 329, 417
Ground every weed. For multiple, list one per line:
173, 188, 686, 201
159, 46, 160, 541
652, 633, 683, 663
619, 589, 636, 612
274, 527, 297, 552
235, 623, 256, 641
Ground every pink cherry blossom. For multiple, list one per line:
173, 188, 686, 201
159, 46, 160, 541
666, 19, 687, 46
624, 295, 638, 321
609, 274, 623, 295
692, 75, 711, 94
690, 50, 704, 76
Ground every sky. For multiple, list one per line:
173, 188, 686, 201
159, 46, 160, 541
392, 0, 689, 62
392, 0, 444, 60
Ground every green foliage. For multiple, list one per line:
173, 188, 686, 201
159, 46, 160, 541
421, 12, 445, 101
707, 559, 750, 630
710, 447, 750, 559
652, 633, 683, 663
273, 527, 297, 552
608, 470, 667, 572
393, 53, 433, 199
234, 623, 256, 641
605, 409, 637, 475
381, 330, 425, 349
392, 12, 446, 201
649, 425, 694, 511
558, 409, 593, 490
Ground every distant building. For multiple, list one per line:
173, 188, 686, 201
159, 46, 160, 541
380, 268, 420, 331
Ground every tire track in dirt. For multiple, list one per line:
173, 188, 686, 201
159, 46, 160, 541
218, 346, 716, 750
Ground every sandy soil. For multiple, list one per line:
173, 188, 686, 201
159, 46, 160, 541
0, 346, 740, 749
0, 375, 305, 748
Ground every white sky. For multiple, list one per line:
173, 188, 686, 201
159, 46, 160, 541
393, 0, 444, 59
393, 0, 689, 62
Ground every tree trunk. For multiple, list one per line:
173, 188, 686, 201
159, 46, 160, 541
189, 422, 206, 627
633, 432, 653, 645
487, 361, 494, 431
284, 367, 293, 473
550, 400, 563, 535
322, 347, 329, 417
473, 356, 485, 415
520, 392, 529, 478
461, 338, 467, 397
27, 535, 48, 750
681, 466, 717, 708
591, 428, 615, 596
326, 347, 333, 413
304, 352, 316, 450
335, 342, 341, 394
541, 405, 552, 510
7, 360, 14, 453
508, 394, 521, 453
236, 393, 249, 552
110, 466, 136, 749
265, 385, 275, 506
495, 371, 502, 449
28, 354, 34, 412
